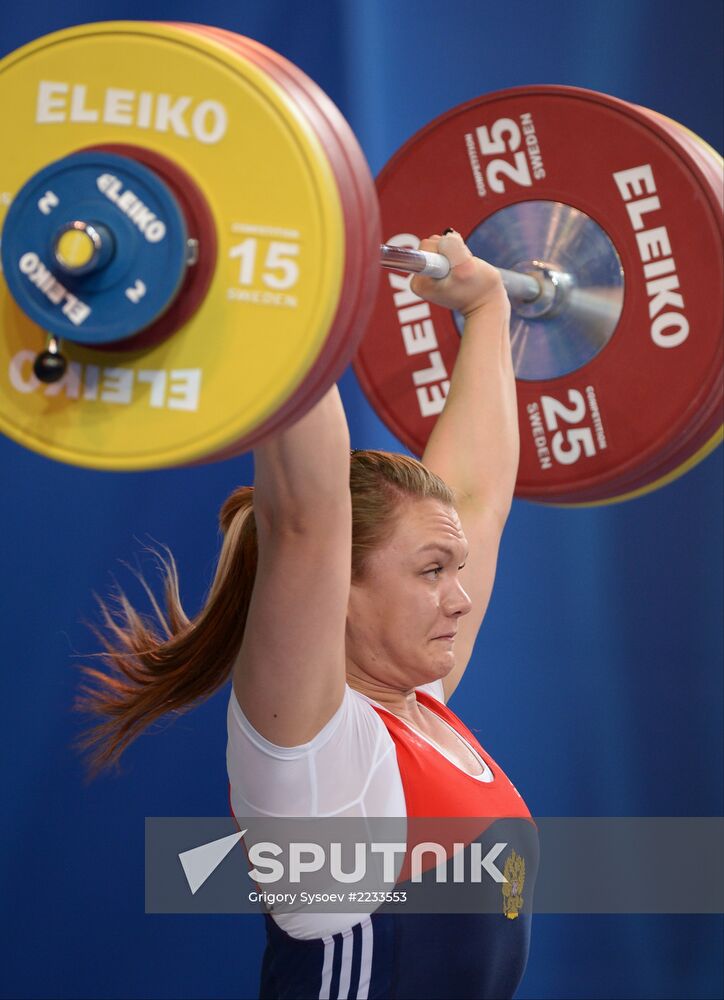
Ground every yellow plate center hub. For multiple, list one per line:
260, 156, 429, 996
54, 225, 98, 270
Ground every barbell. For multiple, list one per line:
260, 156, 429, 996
0, 21, 721, 505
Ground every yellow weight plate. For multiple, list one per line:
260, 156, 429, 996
0, 22, 344, 469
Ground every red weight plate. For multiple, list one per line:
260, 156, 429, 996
174, 24, 379, 461
636, 108, 723, 455
554, 425, 723, 507
549, 391, 723, 504
548, 158, 723, 501
552, 111, 723, 503
355, 86, 723, 503
531, 101, 723, 502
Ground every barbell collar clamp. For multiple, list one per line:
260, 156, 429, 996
33, 335, 68, 384
186, 238, 200, 266
509, 261, 573, 319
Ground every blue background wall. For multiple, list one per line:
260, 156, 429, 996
1, 1, 722, 998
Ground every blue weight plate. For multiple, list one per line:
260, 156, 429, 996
1, 150, 188, 345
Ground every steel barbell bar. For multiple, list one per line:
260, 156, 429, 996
380, 243, 540, 300
379, 243, 622, 326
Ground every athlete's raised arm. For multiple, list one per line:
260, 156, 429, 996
412, 231, 519, 699
232, 387, 352, 746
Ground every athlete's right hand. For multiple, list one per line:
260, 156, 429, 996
411, 230, 508, 319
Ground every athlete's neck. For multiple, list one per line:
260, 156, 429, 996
345, 666, 426, 723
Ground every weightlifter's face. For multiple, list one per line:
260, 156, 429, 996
346, 499, 472, 690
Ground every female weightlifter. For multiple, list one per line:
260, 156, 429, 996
79, 231, 537, 999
